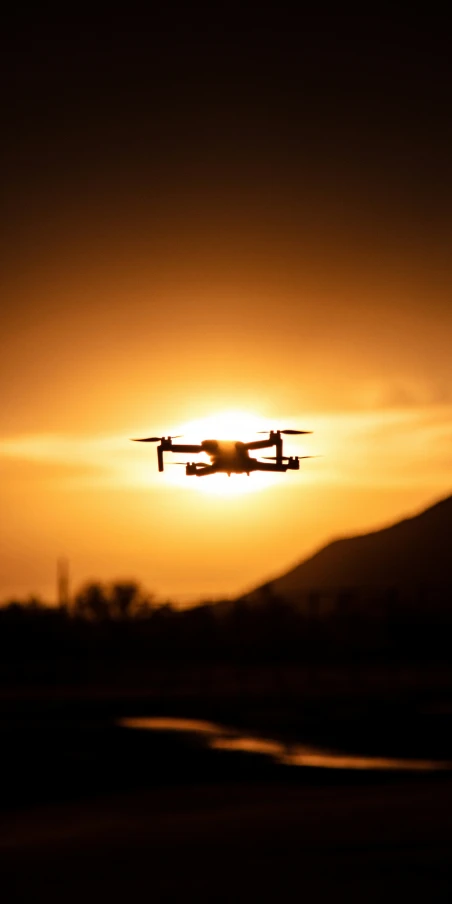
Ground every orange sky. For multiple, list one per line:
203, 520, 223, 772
2, 13, 452, 603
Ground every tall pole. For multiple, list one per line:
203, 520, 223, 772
57, 557, 70, 608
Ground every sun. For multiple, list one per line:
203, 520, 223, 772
127, 409, 314, 496
160, 410, 289, 496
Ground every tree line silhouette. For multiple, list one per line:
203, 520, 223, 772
1, 579, 452, 692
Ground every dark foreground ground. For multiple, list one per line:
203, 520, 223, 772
2, 672, 452, 902
2, 777, 452, 903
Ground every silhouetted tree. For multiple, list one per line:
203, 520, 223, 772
109, 581, 146, 619
111, 582, 132, 619
73, 582, 110, 621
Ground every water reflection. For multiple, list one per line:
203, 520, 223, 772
283, 748, 445, 771
119, 717, 451, 772
211, 736, 283, 757
122, 717, 221, 734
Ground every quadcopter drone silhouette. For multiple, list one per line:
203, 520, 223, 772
131, 428, 315, 477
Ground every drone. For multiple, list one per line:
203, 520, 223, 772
131, 428, 315, 477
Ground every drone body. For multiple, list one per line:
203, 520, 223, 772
132, 429, 314, 477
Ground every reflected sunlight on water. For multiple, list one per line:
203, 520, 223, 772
120, 717, 223, 734
211, 736, 283, 756
282, 748, 446, 772
119, 717, 451, 772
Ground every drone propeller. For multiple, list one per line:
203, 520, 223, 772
131, 435, 183, 442
257, 429, 312, 435
262, 455, 321, 460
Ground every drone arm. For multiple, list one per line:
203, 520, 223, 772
157, 443, 202, 472
244, 438, 275, 451
167, 444, 203, 454
192, 464, 218, 477
252, 460, 298, 472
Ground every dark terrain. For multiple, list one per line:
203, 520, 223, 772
2, 494, 452, 900
3, 778, 452, 903
253, 492, 452, 599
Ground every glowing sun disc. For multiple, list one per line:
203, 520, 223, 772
162, 410, 286, 496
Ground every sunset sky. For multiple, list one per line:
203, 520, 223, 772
2, 11, 452, 603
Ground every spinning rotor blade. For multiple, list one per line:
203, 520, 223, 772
293, 454, 321, 459
131, 437, 161, 442
257, 429, 312, 435
131, 435, 182, 442
262, 455, 320, 460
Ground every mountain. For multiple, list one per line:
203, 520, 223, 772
252, 494, 452, 600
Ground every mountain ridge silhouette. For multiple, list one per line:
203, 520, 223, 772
250, 493, 452, 599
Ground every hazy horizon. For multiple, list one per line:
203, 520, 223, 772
2, 448, 451, 604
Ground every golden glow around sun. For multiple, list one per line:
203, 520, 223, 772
159, 410, 301, 496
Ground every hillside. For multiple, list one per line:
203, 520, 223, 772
255, 494, 452, 599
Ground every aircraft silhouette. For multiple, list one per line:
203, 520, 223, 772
132, 429, 315, 477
